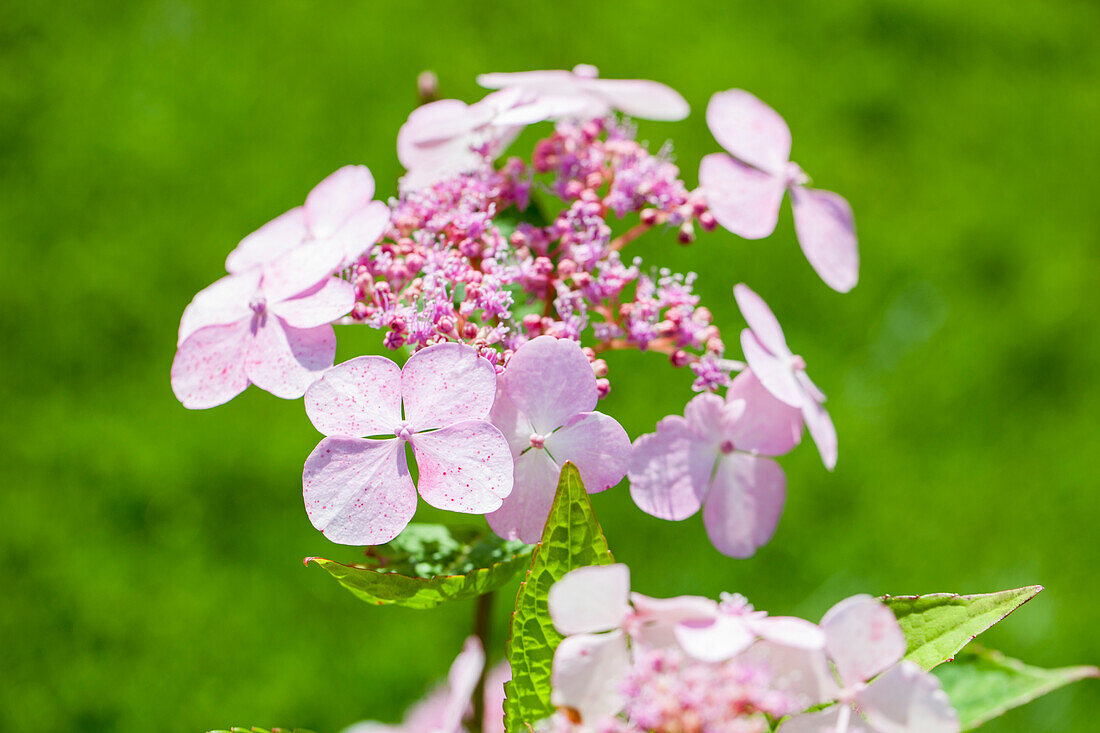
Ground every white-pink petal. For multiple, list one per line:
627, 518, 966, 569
724, 370, 804, 456
438, 637, 486, 733
410, 420, 512, 513
177, 270, 260, 346
791, 185, 859, 293
706, 89, 792, 176
586, 77, 690, 121
270, 277, 356, 329
259, 237, 347, 304
302, 436, 417, 545
326, 200, 390, 264
549, 564, 631, 635
304, 355, 402, 438
401, 343, 498, 430
821, 595, 907, 688
245, 317, 335, 399
225, 207, 307, 274
498, 336, 597, 435
674, 614, 756, 662
857, 661, 959, 733
752, 616, 827, 650
702, 453, 786, 558
775, 706, 845, 733
628, 593, 718, 649
550, 630, 630, 724
733, 283, 792, 357
740, 329, 805, 408
628, 417, 713, 521
699, 153, 785, 240
802, 397, 838, 471
486, 448, 560, 543
543, 411, 630, 494
170, 321, 251, 409
488, 386, 537, 458
304, 165, 377, 239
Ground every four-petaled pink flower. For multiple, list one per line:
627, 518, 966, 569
628, 369, 803, 557
735, 283, 837, 470
778, 595, 959, 733
700, 90, 859, 293
226, 164, 390, 273
302, 343, 513, 545
477, 64, 690, 122
487, 336, 631, 544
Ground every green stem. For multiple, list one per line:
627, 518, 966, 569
470, 590, 494, 733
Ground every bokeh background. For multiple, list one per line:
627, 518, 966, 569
3, 1, 1098, 730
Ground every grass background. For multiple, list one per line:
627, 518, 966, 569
2, 0, 1098, 730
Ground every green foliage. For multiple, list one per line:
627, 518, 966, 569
209, 729, 317, 733
503, 463, 615, 731
882, 586, 1042, 670
306, 524, 533, 610
936, 646, 1098, 730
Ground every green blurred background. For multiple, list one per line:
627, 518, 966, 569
2, 0, 1098, 730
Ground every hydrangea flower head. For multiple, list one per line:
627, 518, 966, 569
700, 90, 858, 292
628, 369, 803, 557
302, 343, 512, 545
488, 336, 631, 543
734, 283, 837, 470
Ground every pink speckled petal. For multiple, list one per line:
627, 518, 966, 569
271, 277, 355, 329
706, 89, 792, 175
177, 270, 260, 346
498, 336, 598, 435
543, 411, 630, 494
699, 153, 785, 240
260, 237, 347, 304
675, 615, 756, 662
303, 355, 402, 438
702, 453, 786, 558
225, 207, 307, 274
733, 283, 791, 356
410, 420, 513, 513
245, 317, 335, 399
486, 447, 560, 543
802, 397, 838, 471
724, 369, 804, 456
488, 385, 537, 457
628, 416, 713, 521
327, 200, 390, 265
791, 186, 859, 293
401, 343, 498, 430
302, 436, 416, 546
858, 661, 960, 733
586, 78, 690, 121
170, 320, 250, 409
821, 595, 907, 687
304, 165, 376, 239
549, 564, 631, 635
550, 630, 630, 724
741, 330, 804, 408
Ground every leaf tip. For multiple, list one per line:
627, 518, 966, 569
303, 556, 322, 567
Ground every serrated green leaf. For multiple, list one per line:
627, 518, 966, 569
503, 462, 614, 732
306, 525, 533, 610
881, 586, 1042, 670
935, 646, 1098, 729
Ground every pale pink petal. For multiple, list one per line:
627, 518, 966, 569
675, 614, 755, 662
543, 411, 630, 494
821, 595, 907, 687
498, 336, 597, 435
245, 317, 335, 399
706, 89, 792, 175
482, 661, 511, 733
682, 392, 728, 446
751, 616, 827, 650
170, 321, 250, 409
586, 78, 690, 121
733, 283, 791, 357
857, 661, 959, 733
340, 721, 402, 733
628, 594, 718, 649
486, 448, 559, 543
802, 397, 838, 471
550, 630, 630, 724
304, 165, 377, 239
702, 453, 786, 558
270, 277, 355, 329
438, 637, 486, 733
699, 153, 785, 240
410, 420, 512, 513
260, 237, 347, 304
797, 369, 828, 404
225, 207, 307, 274
724, 369, 804, 456
549, 564, 631, 635
628, 417, 713, 521
776, 707, 845, 733
401, 343, 498, 430
177, 270, 260, 346
741, 330, 804, 408
791, 186, 859, 293
476, 70, 577, 91
400, 99, 480, 150
488, 386, 537, 457
302, 436, 416, 545
327, 200, 390, 264
303, 355, 402, 438
401, 687, 453, 733
742, 641, 840, 710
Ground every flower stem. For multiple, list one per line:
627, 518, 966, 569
470, 590, 494, 733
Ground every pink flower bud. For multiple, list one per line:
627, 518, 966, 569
591, 358, 609, 377
523, 313, 543, 333
670, 349, 691, 368
558, 259, 578, 278
596, 378, 611, 398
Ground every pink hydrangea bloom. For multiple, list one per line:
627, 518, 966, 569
699, 90, 858, 292
628, 369, 803, 557
487, 336, 631, 543
302, 343, 513, 545
778, 596, 959, 733
734, 283, 837, 470
477, 64, 690, 122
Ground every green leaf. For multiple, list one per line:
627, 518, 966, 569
935, 646, 1098, 729
208, 728, 317, 733
503, 462, 615, 732
306, 524, 533, 610
881, 586, 1042, 670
